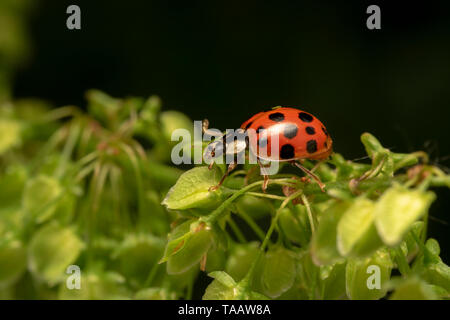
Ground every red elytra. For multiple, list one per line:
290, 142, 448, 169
241, 107, 333, 162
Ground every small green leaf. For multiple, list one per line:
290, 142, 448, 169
260, 246, 296, 298
166, 225, 214, 275
319, 261, 347, 300
22, 175, 63, 223
160, 110, 193, 142
58, 270, 130, 300
0, 240, 27, 288
208, 271, 237, 288
162, 166, 224, 210
235, 194, 273, 220
0, 164, 27, 207
374, 186, 436, 246
225, 242, 260, 282
311, 201, 350, 265
423, 261, 450, 293
278, 206, 311, 247
28, 223, 84, 285
345, 249, 393, 300
337, 198, 382, 257
111, 234, 165, 285
205, 248, 227, 273
389, 277, 437, 300
361, 133, 385, 157
203, 271, 237, 300
135, 287, 177, 300
402, 221, 424, 259
159, 220, 193, 264
0, 118, 22, 154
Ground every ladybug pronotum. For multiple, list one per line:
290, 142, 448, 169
203, 107, 333, 192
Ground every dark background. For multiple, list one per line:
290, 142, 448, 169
12, 0, 450, 259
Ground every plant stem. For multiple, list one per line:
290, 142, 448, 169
260, 189, 304, 252
392, 247, 410, 276
301, 194, 315, 235
238, 211, 266, 242
144, 262, 161, 287
227, 217, 246, 243
246, 192, 286, 201
237, 189, 304, 295
203, 178, 297, 224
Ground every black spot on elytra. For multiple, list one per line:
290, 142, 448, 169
305, 126, 315, 135
269, 112, 285, 122
322, 126, 328, 136
299, 112, 313, 123
283, 124, 298, 139
324, 141, 328, 148
257, 126, 265, 133
306, 140, 317, 153
245, 121, 253, 130
280, 144, 295, 159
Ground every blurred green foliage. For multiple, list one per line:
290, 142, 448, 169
0, 89, 449, 300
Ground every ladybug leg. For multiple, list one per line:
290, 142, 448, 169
209, 161, 237, 191
243, 165, 258, 185
310, 160, 325, 173
202, 119, 210, 133
292, 161, 326, 192
257, 158, 270, 193
262, 174, 270, 193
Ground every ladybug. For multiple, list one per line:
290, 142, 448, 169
203, 107, 333, 192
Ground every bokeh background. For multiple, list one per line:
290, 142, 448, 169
4, 0, 450, 259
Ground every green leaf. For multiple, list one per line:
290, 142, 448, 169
159, 220, 193, 264
345, 249, 393, 300
402, 221, 424, 259
111, 234, 165, 286
423, 261, 450, 293
0, 240, 27, 288
22, 175, 63, 223
203, 279, 236, 300
374, 186, 436, 246
0, 164, 27, 207
389, 277, 437, 300
278, 206, 311, 247
208, 271, 237, 288
0, 118, 22, 154
203, 271, 268, 300
86, 90, 121, 126
166, 224, 214, 275
412, 239, 450, 292
205, 248, 227, 273
337, 198, 382, 257
260, 246, 296, 298
135, 287, 177, 300
58, 270, 130, 300
311, 201, 350, 265
319, 261, 347, 300
360, 133, 385, 158
225, 242, 260, 282
235, 194, 273, 220
203, 271, 237, 300
162, 166, 224, 210
28, 223, 84, 285
160, 110, 193, 142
